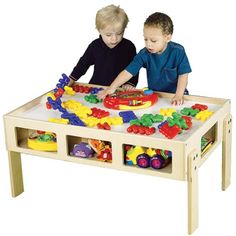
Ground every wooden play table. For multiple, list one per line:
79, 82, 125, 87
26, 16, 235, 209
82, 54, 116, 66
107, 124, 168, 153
3, 85, 232, 234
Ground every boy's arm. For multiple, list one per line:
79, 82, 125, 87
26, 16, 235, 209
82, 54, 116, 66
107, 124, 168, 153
97, 70, 133, 99
69, 43, 94, 84
171, 73, 188, 105
124, 43, 139, 88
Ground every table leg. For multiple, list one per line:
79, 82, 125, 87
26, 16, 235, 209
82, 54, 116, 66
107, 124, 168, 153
8, 151, 24, 197
187, 150, 199, 234
222, 114, 232, 191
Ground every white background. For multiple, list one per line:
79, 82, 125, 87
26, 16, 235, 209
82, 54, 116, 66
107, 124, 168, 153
0, 0, 235, 235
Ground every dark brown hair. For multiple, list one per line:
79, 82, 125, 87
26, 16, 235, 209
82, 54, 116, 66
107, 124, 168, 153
144, 12, 173, 35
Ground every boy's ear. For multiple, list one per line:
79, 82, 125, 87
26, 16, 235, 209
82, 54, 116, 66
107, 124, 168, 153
166, 34, 172, 42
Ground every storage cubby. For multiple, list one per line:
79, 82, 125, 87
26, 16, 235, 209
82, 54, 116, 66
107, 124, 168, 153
123, 143, 172, 172
201, 122, 217, 157
16, 127, 29, 147
16, 127, 57, 152
67, 135, 112, 163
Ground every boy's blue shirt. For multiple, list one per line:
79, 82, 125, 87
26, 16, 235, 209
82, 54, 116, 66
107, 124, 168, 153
125, 41, 191, 93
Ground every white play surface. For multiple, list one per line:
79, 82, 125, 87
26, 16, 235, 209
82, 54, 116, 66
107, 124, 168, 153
20, 92, 221, 141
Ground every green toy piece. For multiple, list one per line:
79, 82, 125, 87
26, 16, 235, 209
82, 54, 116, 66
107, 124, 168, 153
84, 94, 102, 104
167, 112, 188, 130
130, 119, 141, 126
129, 113, 164, 127
180, 107, 199, 117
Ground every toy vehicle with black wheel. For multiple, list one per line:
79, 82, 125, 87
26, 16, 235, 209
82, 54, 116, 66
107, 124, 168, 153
137, 153, 150, 168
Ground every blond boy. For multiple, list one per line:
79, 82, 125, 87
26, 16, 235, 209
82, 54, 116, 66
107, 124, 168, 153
69, 5, 138, 89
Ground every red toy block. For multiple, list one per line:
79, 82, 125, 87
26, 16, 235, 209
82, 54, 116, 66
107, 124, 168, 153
138, 126, 146, 135
46, 102, 52, 109
127, 125, 156, 135
54, 87, 64, 98
72, 84, 92, 94
91, 107, 110, 118
36, 130, 46, 134
83, 86, 92, 94
132, 125, 139, 133
97, 122, 111, 130
182, 115, 193, 129
71, 84, 80, 92
97, 123, 103, 129
145, 126, 156, 135
191, 103, 208, 111
159, 122, 181, 139
103, 122, 111, 130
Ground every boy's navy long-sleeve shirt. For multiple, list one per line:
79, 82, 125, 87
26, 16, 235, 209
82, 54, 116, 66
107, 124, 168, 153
70, 36, 138, 87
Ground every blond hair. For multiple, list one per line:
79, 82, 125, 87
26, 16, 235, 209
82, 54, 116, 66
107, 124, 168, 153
95, 5, 129, 30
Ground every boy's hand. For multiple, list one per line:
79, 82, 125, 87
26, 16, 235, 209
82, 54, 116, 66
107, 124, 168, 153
171, 94, 184, 106
97, 87, 116, 99
172, 74, 188, 105
121, 84, 136, 91
68, 78, 75, 87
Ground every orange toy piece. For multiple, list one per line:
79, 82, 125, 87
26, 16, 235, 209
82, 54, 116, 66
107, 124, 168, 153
88, 139, 106, 154
88, 139, 112, 162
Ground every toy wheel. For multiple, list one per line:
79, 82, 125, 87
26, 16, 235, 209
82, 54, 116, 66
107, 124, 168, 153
137, 154, 150, 168
150, 155, 165, 169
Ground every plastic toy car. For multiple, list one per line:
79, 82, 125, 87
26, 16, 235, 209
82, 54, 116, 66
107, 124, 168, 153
125, 145, 172, 169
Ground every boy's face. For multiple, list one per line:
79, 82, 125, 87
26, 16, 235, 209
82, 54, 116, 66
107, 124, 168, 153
99, 23, 124, 49
143, 26, 172, 54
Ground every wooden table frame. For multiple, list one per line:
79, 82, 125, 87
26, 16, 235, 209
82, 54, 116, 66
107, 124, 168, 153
3, 89, 232, 234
